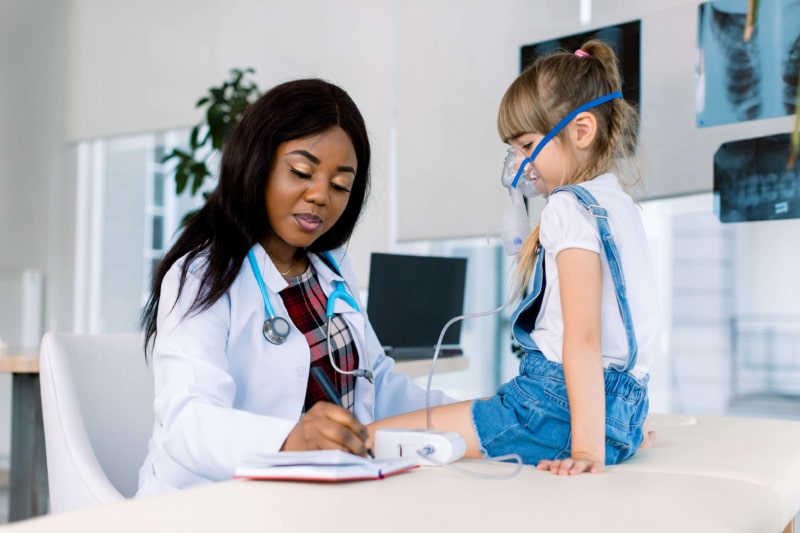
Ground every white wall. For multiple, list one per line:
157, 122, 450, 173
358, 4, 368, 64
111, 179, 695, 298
63, 0, 799, 242
735, 219, 800, 315
0, 0, 70, 467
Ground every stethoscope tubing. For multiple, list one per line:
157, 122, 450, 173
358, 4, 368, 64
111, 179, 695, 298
247, 248, 374, 383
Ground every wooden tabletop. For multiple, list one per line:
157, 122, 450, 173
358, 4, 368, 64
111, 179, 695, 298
0, 347, 40, 373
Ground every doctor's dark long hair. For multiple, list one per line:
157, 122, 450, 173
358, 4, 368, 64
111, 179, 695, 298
141, 79, 372, 357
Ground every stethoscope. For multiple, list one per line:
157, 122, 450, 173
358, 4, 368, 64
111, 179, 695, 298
246, 249, 375, 383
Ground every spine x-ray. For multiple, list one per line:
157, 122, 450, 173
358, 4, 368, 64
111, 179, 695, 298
714, 133, 800, 222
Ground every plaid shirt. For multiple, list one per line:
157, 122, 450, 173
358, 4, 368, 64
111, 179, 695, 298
278, 263, 358, 412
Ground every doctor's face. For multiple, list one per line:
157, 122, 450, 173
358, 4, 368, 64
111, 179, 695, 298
264, 126, 357, 257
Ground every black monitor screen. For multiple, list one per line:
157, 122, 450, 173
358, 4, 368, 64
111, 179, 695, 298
366, 253, 467, 348
520, 19, 642, 110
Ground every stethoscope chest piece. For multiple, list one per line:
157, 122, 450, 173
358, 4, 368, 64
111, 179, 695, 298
247, 248, 374, 383
263, 316, 291, 345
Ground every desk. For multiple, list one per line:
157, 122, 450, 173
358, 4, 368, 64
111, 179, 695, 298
2, 414, 799, 533
0, 461, 789, 532
0, 352, 49, 521
394, 355, 468, 378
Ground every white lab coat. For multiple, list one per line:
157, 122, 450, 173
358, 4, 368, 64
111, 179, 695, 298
137, 244, 454, 496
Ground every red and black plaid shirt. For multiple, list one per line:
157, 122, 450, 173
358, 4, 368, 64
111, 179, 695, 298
278, 263, 358, 412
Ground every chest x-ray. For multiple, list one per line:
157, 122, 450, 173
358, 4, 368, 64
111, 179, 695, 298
696, 0, 799, 127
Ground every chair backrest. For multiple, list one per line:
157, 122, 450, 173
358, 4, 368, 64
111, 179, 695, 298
39, 331, 154, 513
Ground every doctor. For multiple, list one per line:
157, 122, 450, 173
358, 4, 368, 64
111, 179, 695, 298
137, 78, 454, 496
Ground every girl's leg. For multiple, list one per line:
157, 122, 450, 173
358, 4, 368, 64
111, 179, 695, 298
367, 400, 484, 458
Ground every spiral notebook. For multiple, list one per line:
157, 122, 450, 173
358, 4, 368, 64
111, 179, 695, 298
233, 450, 418, 482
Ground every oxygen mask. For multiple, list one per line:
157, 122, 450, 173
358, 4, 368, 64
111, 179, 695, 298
500, 146, 537, 255
500, 146, 543, 199
496, 91, 626, 255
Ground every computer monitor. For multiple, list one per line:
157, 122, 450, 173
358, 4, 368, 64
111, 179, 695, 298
366, 253, 468, 360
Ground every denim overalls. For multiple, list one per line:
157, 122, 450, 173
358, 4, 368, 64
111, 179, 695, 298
471, 185, 650, 465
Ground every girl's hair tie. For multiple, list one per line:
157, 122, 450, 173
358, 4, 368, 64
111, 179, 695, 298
574, 50, 590, 58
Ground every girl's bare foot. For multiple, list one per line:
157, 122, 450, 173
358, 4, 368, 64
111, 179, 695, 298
639, 429, 656, 448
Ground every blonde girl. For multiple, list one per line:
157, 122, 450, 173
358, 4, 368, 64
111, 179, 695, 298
369, 40, 659, 475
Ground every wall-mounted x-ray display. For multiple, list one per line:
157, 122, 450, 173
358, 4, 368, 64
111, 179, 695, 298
714, 133, 800, 222
520, 20, 641, 110
696, 0, 800, 127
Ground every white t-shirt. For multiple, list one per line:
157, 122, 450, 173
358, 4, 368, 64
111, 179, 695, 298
529, 173, 659, 379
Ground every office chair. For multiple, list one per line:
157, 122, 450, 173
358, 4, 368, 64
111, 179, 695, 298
39, 331, 154, 513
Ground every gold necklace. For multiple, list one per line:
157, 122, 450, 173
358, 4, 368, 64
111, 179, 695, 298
279, 257, 297, 276
266, 246, 298, 276
267, 254, 297, 276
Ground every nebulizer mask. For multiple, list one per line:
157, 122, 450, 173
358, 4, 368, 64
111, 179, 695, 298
499, 146, 541, 255
498, 91, 625, 255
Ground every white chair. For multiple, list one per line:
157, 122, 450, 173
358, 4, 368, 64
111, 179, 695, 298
39, 331, 154, 513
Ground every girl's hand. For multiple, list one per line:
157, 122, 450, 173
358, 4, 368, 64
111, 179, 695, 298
536, 452, 605, 475
281, 402, 372, 457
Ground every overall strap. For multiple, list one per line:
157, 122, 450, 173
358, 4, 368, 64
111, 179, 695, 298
510, 245, 546, 351
550, 185, 639, 372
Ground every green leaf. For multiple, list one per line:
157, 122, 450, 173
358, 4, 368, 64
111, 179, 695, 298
211, 125, 229, 151
232, 69, 244, 87
175, 164, 190, 194
169, 67, 261, 197
161, 148, 179, 164
189, 162, 210, 195
210, 87, 224, 101
190, 126, 200, 150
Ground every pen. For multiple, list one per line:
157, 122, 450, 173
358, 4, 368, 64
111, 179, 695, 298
310, 366, 375, 459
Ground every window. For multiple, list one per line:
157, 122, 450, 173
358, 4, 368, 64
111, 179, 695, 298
73, 130, 208, 333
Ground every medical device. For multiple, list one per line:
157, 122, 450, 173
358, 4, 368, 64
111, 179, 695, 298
374, 428, 466, 465
374, 290, 525, 477
247, 249, 374, 383
498, 91, 624, 255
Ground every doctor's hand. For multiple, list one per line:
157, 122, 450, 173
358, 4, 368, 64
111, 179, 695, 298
281, 402, 373, 457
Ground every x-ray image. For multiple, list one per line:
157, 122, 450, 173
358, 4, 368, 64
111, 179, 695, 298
696, 0, 800, 127
520, 20, 641, 109
714, 133, 800, 222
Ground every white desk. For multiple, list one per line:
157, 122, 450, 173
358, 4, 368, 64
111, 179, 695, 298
0, 465, 786, 533
393, 355, 467, 378
3, 414, 799, 533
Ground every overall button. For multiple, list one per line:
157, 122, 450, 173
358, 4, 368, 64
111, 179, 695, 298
296, 366, 306, 378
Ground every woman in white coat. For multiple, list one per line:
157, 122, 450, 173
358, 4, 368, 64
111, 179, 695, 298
137, 79, 453, 496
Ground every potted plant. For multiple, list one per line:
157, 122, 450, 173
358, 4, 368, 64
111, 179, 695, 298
162, 68, 261, 198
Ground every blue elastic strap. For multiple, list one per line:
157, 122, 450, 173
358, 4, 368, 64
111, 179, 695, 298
511, 91, 623, 189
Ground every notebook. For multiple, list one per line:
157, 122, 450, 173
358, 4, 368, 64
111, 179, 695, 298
367, 253, 468, 360
233, 450, 418, 482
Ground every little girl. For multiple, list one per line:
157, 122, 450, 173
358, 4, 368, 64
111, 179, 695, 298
369, 40, 659, 475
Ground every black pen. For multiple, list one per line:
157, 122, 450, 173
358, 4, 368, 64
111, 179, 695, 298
310, 366, 375, 459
